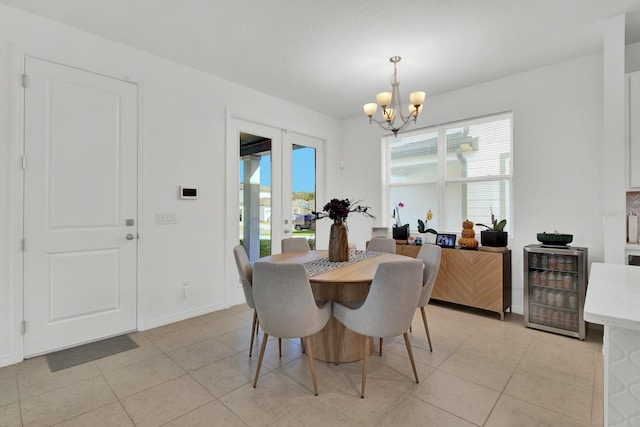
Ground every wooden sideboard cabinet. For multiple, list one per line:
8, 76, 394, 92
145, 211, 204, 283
396, 245, 512, 319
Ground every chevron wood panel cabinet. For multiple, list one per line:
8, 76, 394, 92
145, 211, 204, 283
397, 245, 512, 319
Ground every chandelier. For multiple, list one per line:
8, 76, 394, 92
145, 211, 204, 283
363, 56, 425, 137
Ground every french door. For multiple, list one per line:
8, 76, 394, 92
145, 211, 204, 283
226, 116, 324, 300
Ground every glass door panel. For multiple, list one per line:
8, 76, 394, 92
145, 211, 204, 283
291, 144, 316, 249
239, 132, 274, 261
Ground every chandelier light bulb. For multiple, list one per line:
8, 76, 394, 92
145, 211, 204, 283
376, 92, 392, 107
409, 91, 426, 106
363, 103, 378, 117
383, 108, 395, 122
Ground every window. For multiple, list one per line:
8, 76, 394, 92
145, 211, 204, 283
384, 112, 512, 234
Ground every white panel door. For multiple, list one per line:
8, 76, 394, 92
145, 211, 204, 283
23, 57, 138, 356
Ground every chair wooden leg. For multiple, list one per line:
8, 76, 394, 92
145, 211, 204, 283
278, 338, 282, 357
420, 307, 433, 352
249, 310, 258, 358
304, 336, 319, 396
403, 332, 419, 383
253, 332, 269, 388
361, 336, 370, 398
300, 337, 305, 353
379, 337, 383, 356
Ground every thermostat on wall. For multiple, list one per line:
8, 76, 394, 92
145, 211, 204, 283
179, 186, 198, 200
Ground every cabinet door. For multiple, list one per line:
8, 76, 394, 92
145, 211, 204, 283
431, 250, 448, 300
447, 251, 504, 312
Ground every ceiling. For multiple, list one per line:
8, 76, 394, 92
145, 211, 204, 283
2, 0, 640, 119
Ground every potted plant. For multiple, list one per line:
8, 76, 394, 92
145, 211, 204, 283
417, 209, 437, 244
477, 209, 508, 247
392, 202, 410, 240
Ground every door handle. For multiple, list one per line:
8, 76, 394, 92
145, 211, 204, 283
126, 233, 135, 240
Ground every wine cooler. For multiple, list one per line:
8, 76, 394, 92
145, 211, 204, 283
524, 244, 588, 340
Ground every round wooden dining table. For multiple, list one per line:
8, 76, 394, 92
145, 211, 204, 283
257, 249, 413, 363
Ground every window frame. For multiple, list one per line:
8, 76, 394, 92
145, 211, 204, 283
382, 111, 513, 235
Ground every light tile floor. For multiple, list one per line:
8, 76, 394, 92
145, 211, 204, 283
0, 302, 604, 426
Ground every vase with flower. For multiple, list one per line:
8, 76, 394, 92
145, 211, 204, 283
392, 201, 410, 240
417, 209, 438, 244
314, 198, 375, 261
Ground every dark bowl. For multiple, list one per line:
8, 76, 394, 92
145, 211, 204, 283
536, 232, 573, 246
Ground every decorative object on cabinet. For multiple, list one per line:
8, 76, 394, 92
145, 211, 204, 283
417, 209, 438, 244
524, 244, 588, 340
314, 198, 375, 262
536, 232, 573, 246
417, 210, 437, 235
436, 233, 456, 248
458, 220, 478, 249
392, 201, 410, 240
392, 226, 409, 240
477, 208, 508, 247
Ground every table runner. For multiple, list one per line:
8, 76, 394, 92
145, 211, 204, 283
303, 250, 383, 277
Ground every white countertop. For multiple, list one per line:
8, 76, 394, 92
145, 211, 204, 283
584, 262, 640, 331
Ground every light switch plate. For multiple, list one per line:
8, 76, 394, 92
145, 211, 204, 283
155, 213, 177, 225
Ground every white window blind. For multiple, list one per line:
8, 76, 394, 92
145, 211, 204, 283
388, 131, 438, 228
385, 113, 512, 234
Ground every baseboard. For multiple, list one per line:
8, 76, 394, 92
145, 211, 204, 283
140, 303, 227, 331
0, 352, 19, 369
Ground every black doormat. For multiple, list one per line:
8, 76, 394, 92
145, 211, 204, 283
45, 334, 139, 372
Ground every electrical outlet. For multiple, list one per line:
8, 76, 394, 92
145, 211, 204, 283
183, 282, 190, 297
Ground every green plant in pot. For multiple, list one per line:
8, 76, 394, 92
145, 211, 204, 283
417, 210, 437, 234
477, 209, 508, 247
416, 209, 437, 244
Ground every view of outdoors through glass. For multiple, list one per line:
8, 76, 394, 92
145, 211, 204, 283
291, 144, 316, 250
239, 134, 316, 260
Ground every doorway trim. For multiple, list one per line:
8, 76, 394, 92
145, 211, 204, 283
6, 47, 144, 365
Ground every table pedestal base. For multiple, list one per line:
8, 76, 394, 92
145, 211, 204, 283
310, 281, 373, 363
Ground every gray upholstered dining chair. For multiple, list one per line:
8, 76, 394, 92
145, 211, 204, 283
232, 245, 281, 357
251, 262, 332, 396
281, 237, 310, 253
379, 243, 442, 355
366, 237, 396, 253
414, 244, 442, 351
333, 260, 423, 398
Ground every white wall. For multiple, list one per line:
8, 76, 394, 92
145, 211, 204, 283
338, 53, 606, 314
603, 15, 627, 264
627, 41, 640, 73
0, 5, 340, 367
